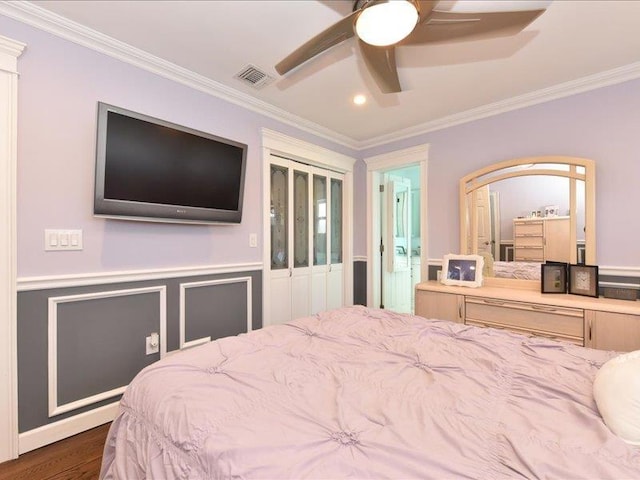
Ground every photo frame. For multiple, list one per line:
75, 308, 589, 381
441, 254, 484, 288
568, 264, 599, 298
541, 262, 567, 294
544, 205, 560, 217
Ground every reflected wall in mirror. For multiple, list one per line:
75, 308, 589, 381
459, 156, 595, 286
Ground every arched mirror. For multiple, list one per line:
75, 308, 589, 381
460, 156, 596, 287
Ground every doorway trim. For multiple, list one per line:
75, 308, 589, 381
364, 144, 429, 308
0, 34, 25, 462
261, 128, 356, 327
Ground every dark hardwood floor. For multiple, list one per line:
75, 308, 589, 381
0, 423, 110, 480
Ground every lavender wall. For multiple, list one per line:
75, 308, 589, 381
5, 12, 639, 275
0, 15, 358, 277
358, 78, 640, 268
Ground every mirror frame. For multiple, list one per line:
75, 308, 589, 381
459, 156, 596, 288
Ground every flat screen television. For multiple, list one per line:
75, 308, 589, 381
94, 102, 247, 224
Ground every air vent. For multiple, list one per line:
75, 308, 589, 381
234, 64, 273, 89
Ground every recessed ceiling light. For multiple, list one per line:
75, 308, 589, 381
353, 94, 367, 106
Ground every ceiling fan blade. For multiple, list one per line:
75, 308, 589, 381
401, 9, 545, 46
275, 11, 359, 75
358, 39, 401, 94
415, 0, 437, 23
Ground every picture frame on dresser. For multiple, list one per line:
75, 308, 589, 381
541, 262, 568, 293
441, 254, 484, 288
568, 264, 599, 297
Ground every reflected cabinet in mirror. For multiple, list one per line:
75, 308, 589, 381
459, 156, 596, 286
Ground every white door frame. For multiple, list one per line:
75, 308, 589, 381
262, 129, 355, 327
364, 145, 429, 309
0, 34, 25, 463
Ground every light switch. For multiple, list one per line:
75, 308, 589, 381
44, 229, 83, 251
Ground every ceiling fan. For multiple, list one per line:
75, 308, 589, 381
275, 0, 546, 94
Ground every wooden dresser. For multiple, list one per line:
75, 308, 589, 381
415, 281, 640, 352
513, 216, 570, 263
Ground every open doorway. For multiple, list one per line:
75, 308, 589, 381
379, 168, 420, 313
364, 145, 429, 314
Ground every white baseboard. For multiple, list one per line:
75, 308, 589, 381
18, 401, 119, 454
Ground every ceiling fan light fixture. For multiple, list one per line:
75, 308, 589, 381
355, 0, 419, 47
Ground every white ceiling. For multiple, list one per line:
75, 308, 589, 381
8, 0, 640, 148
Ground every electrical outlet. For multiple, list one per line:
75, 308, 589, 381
146, 332, 159, 355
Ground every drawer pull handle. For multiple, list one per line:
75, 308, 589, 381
539, 333, 558, 340
482, 299, 505, 306
532, 305, 558, 312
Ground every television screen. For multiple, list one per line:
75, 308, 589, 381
94, 102, 247, 224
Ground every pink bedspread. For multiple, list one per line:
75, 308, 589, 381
100, 306, 640, 479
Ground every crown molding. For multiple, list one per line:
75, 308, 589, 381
0, 1, 358, 150
0, 33, 24, 74
358, 61, 640, 150
2, 2, 640, 152
0, 32, 25, 57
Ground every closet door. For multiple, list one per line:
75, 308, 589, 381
269, 159, 315, 324
291, 167, 312, 319
269, 161, 291, 325
327, 174, 344, 310
311, 170, 344, 313
270, 159, 344, 323
311, 172, 328, 314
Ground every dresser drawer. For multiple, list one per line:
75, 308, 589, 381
514, 236, 544, 248
514, 221, 543, 236
465, 319, 584, 346
465, 296, 584, 341
514, 247, 544, 262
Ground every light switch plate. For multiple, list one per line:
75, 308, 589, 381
45, 229, 83, 251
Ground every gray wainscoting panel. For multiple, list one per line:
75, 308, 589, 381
184, 280, 249, 344
599, 274, 640, 300
56, 292, 161, 406
17, 269, 262, 433
354, 261, 367, 306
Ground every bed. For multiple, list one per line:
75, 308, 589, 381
99, 306, 639, 479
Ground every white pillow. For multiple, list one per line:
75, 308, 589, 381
593, 349, 640, 445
